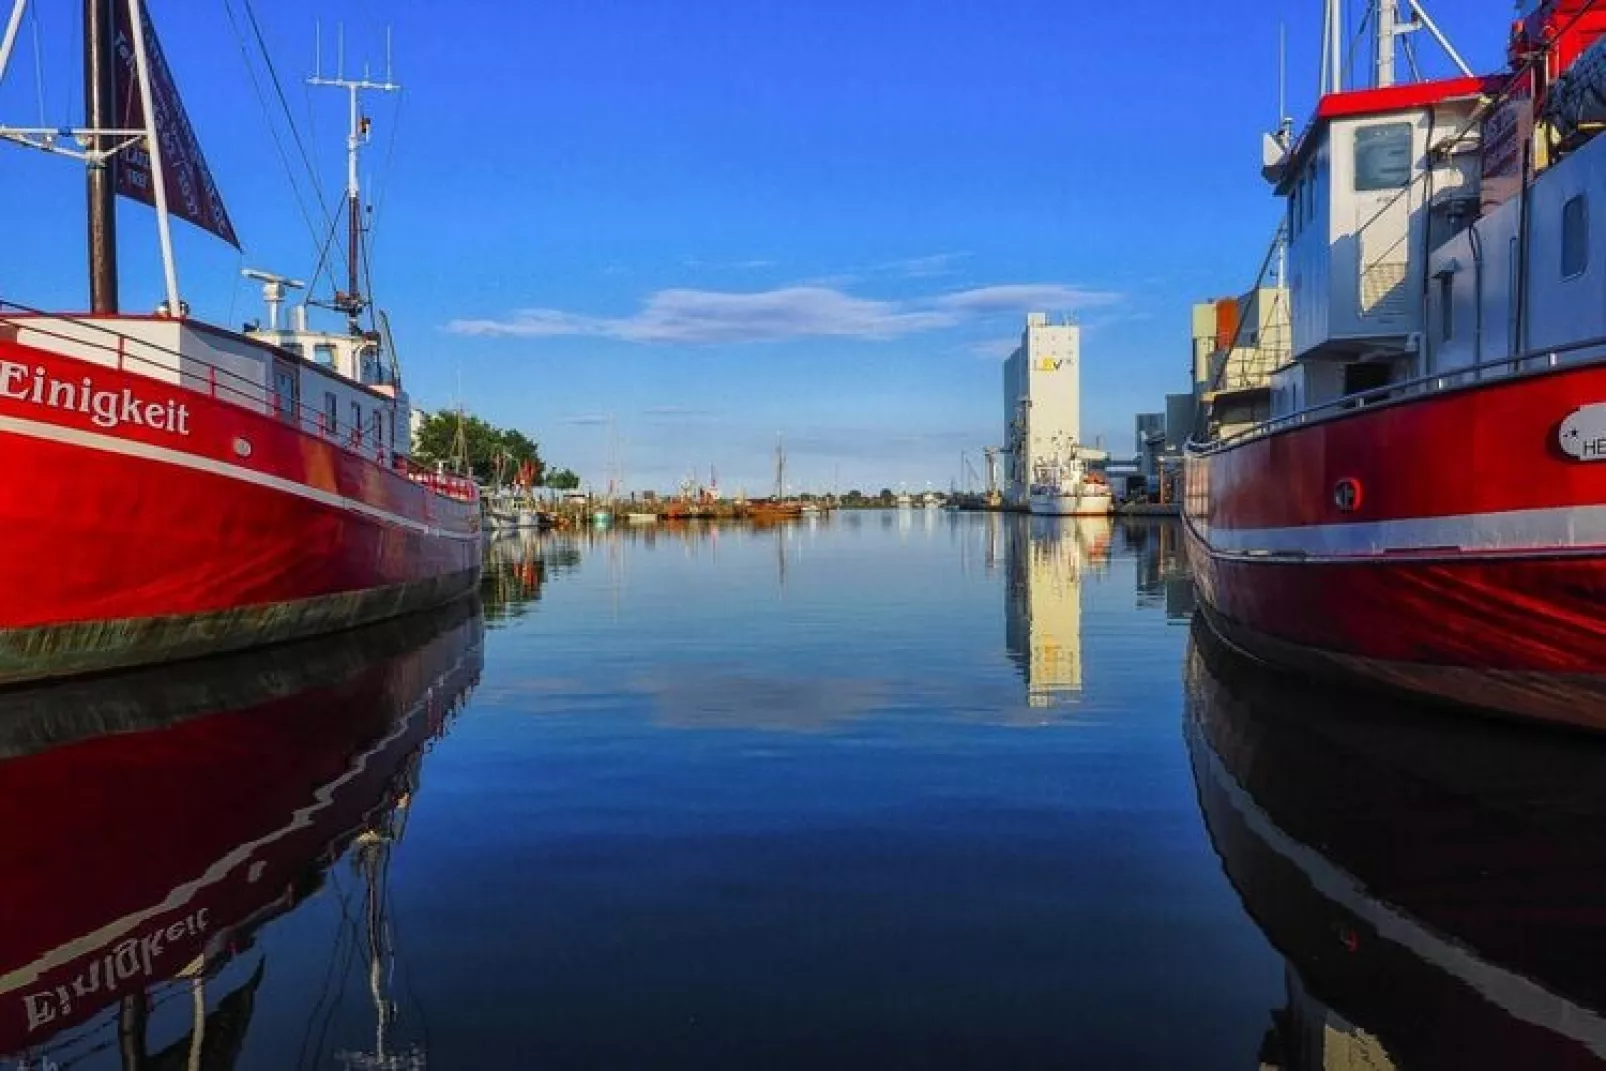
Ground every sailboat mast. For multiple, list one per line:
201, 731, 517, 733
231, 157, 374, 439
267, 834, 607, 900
84, 0, 118, 312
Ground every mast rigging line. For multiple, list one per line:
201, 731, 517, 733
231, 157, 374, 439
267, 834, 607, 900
220, 0, 352, 296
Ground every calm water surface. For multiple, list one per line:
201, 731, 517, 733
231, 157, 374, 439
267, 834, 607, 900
7, 512, 1606, 1069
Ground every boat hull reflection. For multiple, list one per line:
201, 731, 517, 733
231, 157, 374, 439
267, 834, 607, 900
0, 600, 483, 1060
1186, 618, 1606, 1069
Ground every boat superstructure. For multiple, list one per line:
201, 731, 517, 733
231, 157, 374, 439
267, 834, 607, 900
0, 2, 479, 683
1185, 0, 1606, 728
1028, 436, 1113, 517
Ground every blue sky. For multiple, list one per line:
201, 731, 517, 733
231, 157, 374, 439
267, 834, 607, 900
0, 1, 1509, 493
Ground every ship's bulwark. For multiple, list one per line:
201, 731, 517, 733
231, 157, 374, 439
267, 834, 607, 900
1185, 358, 1606, 728
0, 339, 481, 684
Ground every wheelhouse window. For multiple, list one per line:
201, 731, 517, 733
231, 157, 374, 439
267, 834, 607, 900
1439, 274, 1454, 342
1563, 194, 1589, 279
313, 343, 336, 367
323, 391, 338, 435
1354, 122, 1413, 191
273, 366, 297, 424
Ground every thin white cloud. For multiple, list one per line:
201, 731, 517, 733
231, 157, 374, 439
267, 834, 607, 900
446, 282, 1123, 346
681, 256, 777, 271
558, 414, 612, 426
936, 284, 1122, 315
969, 338, 1019, 361
869, 252, 971, 278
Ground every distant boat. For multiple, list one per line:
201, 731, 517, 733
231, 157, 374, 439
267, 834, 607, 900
626, 512, 658, 524
895, 491, 913, 509
747, 435, 803, 520
1029, 447, 1113, 517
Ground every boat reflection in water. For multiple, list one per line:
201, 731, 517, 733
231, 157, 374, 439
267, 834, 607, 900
482, 529, 581, 625
1124, 519, 1194, 621
1186, 619, 1606, 1069
1005, 515, 1111, 707
0, 600, 484, 1069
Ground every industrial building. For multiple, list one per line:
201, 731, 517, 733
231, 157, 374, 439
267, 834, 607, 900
1001, 313, 1082, 508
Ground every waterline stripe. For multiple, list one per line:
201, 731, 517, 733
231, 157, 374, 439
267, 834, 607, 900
1203, 504, 1606, 558
0, 413, 479, 543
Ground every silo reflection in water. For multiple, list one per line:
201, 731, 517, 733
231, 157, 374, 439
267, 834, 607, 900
1004, 515, 1111, 707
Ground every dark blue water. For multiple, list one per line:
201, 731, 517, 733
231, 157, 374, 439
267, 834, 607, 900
9, 513, 1606, 1069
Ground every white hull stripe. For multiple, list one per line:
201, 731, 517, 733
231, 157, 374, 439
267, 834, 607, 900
1201, 503, 1606, 559
1192, 721, 1606, 1054
0, 414, 480, 543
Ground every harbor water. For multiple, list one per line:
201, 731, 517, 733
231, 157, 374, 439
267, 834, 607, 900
7, 512, 1606, 1069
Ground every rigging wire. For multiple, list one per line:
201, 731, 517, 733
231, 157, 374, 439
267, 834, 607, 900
220, 0, 330, 286
363, 86, 407, 280
26, 0, 44, 127
228, 0, 355, 294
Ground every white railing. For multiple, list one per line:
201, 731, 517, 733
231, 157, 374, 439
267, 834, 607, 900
0, 302, 478, 503
1190, 335, 1606, 454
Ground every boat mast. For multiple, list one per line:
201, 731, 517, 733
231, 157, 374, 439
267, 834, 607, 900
774, 434, 785, 499
309, 28, 399, 332
84, 0, 118, 312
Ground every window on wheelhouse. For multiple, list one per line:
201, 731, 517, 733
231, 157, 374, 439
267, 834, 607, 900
273, 366, 298, 424
322, 391, 338, 435
1563, 194, 1588, 279
1439, 274, 1454, 343
313, 343, 337, 368
1343, 361, 1391, 400
359, 345, 381, 385
1354, 123, 1412, 192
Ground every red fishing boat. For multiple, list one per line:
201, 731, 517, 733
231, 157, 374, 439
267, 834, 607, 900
0, 1, 479, 685
1186, 1, 1606, 729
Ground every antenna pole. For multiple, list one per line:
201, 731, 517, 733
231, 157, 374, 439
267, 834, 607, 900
1320, 0, 1344, 96
309, 39, 400, 329
84, 0, 118, 313
1375, 0, 1397, 88
1277, 21, 1286, 122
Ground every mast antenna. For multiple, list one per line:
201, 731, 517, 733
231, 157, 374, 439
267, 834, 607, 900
309, 27, 400, 332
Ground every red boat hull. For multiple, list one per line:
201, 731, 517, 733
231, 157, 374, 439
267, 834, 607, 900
0, 338, 481, 683
1185, 360, 1606, 729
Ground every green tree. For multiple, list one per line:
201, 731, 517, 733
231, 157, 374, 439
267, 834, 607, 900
412, 410, 543, 484
545, 468, 581, 490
